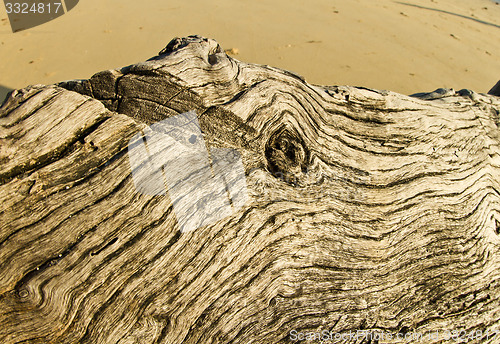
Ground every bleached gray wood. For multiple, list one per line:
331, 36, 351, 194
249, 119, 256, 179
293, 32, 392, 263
1, 35, 500, 343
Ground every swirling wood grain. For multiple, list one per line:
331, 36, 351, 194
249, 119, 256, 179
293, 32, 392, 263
1, 35, 500, 343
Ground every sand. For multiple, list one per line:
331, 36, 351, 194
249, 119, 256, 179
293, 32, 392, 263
1, 0, 500, 102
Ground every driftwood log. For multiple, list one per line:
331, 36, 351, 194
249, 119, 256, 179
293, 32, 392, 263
1, 35, 500, 343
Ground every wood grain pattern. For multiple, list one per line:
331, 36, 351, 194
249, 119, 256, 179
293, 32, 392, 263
1, 35, 500, 343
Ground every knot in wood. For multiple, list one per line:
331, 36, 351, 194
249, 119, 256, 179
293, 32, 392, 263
265, 126, 309, 184
17, 288, 29, 299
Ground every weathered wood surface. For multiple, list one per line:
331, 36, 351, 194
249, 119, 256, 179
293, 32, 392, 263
1, 35, 500, 343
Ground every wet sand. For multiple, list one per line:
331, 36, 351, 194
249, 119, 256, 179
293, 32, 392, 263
1, 0, 500, 101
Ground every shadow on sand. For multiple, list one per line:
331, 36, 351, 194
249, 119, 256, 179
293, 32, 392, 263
0, 84, 15, 105
396, 2, 500, 29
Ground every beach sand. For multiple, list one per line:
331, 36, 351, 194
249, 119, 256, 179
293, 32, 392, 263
1, 0, 499, 102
